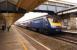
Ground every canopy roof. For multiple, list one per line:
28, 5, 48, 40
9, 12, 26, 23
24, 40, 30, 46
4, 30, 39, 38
0, 0, 47, 12
0, 0, 77, 13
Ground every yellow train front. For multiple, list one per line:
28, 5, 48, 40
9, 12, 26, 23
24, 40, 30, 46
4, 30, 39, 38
47, 17, 62, 34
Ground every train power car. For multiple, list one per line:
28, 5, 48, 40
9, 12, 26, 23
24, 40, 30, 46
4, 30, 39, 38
25, 15, 62, 34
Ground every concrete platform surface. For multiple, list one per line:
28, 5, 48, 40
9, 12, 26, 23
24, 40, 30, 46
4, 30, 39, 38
0, 31, 24, 50
0, 26, 35, 50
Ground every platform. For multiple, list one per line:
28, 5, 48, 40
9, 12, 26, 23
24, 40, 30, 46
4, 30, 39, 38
0, 25, 77, 50
0, 30, 24, 50
0, 26, 35, 50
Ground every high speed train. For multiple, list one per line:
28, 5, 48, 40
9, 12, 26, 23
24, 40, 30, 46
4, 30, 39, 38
21, 14, 62, 34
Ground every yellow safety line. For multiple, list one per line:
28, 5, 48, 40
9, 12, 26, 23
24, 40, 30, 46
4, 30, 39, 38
17, 32, 28, 50
20, 40, 28, 50
12, 26, 28, 50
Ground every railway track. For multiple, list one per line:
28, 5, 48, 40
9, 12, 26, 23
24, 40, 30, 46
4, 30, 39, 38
53, 34, 77, 45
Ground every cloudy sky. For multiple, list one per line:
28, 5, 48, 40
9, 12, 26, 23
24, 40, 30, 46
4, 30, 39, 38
63, 0, 77, 3
49, 0, 77, 3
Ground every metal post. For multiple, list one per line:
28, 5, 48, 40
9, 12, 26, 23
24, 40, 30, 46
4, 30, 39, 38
16, 0, 21, 12
47, 2, 49, 11
6, 0, 8, 12
55, 2, 57, 14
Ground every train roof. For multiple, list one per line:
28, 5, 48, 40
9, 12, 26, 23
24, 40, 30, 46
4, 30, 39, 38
24, 12, 48, 19
17, 12, 48, 22
23, 14, 51, 22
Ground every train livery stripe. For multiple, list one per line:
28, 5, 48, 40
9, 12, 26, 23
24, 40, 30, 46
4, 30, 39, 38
48, 18, 61, 27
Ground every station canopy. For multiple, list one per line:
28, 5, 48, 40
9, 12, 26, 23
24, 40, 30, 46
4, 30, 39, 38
15, 0, 77, 24
0, 0, 47, 12
0, 0, 77, 13
35, 0, 77, 14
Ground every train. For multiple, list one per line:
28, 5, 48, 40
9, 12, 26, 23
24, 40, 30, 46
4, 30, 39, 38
19, 14, 62, 34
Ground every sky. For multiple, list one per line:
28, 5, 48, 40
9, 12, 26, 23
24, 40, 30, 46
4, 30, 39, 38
64, 0, 77, 3
62, 0, 77, 3
49, 0, 77, 3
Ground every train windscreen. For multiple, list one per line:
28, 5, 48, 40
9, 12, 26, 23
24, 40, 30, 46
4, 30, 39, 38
48, 17, 61, 28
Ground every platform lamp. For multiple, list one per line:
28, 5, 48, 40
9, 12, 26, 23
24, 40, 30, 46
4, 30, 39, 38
6, 0, 8, 13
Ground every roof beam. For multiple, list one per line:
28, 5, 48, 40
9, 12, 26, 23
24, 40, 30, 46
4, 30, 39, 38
57, 7, 77, 13
57, 7, 77, 15
16, 0, 47, 11
42, 4, 69, 8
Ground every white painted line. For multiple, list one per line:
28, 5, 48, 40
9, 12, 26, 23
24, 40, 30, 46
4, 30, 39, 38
16, 27, 51, 50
